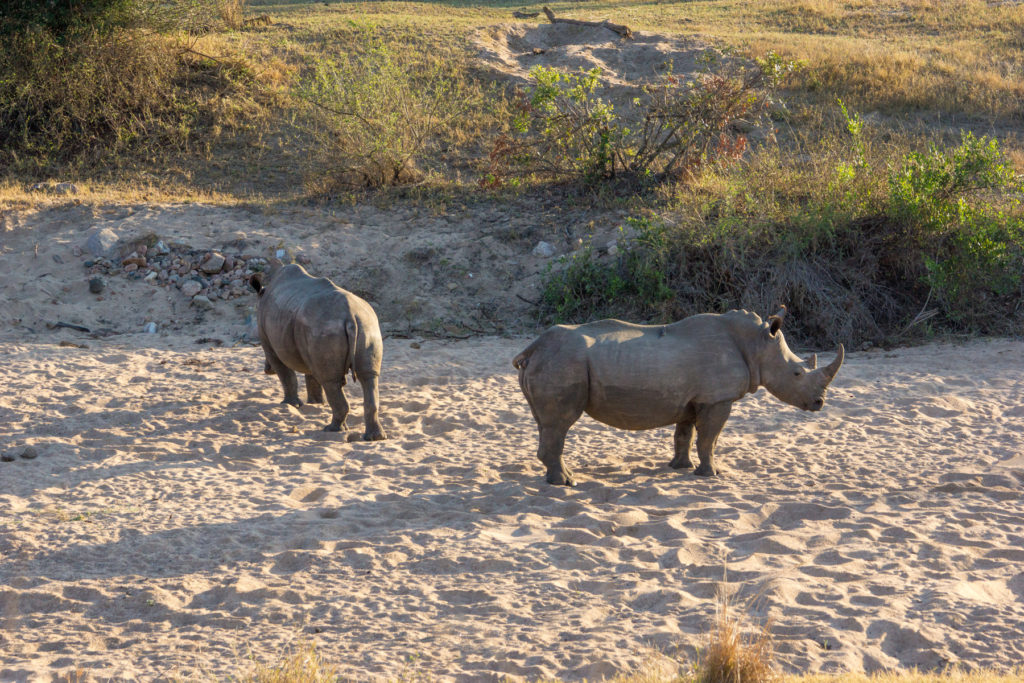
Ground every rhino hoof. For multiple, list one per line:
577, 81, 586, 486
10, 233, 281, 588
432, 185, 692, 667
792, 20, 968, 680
323, 423, 346, 432
546, 471, 575, 487
282, 398, 303, 408
363, 429, 387, 441
669, 458, 695, 470
693, 464, 718, 477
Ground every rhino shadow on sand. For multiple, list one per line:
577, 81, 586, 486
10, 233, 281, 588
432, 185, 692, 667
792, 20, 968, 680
514, 307, 843, 485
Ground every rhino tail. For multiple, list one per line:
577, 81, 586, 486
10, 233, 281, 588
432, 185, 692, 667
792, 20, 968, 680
512, 339, 540, 371
345, 318, 358, 382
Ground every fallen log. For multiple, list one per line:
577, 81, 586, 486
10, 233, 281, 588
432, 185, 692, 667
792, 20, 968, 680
541, 6, 633, 39
512, 10, 540, 18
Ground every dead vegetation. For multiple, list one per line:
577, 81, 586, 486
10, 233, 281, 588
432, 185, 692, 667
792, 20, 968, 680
1, 1, 1021, 346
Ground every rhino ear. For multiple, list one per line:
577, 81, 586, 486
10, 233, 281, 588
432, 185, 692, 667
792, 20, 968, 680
766, 305, 786, 338
249, 273, 264, 296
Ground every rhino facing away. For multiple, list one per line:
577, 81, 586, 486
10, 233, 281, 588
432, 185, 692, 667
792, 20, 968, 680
513, 307, 842, 485
250, 263, 386, 440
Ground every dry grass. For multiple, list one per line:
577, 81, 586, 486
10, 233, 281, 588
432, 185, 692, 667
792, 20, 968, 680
2, 0, 1018, 205
239, 643, 339, 683
696, 589, 777, 683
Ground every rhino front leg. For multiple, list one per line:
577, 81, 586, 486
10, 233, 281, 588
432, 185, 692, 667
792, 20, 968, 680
320, 380, 350, 432
357, 373, 387, 441
262, 343, 302, 407
305, 375, 324, 404
693, 401, 732, 476
669, 405, 697, 470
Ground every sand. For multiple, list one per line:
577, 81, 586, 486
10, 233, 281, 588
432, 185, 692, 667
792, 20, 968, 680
473, 23, 717, 115
2, 202, 1024, 681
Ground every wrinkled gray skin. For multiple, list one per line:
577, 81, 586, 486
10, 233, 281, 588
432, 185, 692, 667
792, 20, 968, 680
513, 308, 843, 485
250, 263, 386, 440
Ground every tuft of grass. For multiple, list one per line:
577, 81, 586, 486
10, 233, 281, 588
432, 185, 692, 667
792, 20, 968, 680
239, 642, 338, 683
696, 589, 777, 683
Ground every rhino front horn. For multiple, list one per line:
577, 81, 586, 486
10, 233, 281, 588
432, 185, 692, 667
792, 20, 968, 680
821, 344, 844, 382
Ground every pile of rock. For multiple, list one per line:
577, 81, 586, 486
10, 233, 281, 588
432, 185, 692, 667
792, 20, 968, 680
84, 239, 272, 308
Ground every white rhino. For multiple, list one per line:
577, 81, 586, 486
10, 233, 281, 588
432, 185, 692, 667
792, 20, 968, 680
513, 307, 842, 485
250, 263, 386, 440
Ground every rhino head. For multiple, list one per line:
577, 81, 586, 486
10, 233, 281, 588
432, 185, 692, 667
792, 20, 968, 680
248, 258, 286, 297
754, 307, 844, 411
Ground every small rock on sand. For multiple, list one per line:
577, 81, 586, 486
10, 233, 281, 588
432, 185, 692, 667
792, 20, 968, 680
533, 241, 555, 257
192, 295, 214, 310
88, 277, 105, 294
20, 446, 38, 460
180, 280, 202, 298
201, 252, 226, 274
84, 228, 120, 258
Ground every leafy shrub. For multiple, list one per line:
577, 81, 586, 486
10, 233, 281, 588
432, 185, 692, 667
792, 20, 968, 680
539, 111, 1024, 345
492, 51, 798, 188
0, 0, 137, 38
541, 217, 674, 322
887, 132, 1024, 317
296, 30, 482, 188
0, 0, 256, 170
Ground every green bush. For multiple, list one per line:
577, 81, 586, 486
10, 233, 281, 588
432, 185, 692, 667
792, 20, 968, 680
492, 51, 797, 189
541, 217, 674, 322
888, 133, 1024, 317
0, 0, 137, 38
296, 29, 481, 188
539, 114, 1024, 345
0, 0, 256, 171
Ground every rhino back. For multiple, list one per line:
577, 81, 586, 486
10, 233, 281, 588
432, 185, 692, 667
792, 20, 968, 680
259, 271, 361, 376
578, 317, 752, 429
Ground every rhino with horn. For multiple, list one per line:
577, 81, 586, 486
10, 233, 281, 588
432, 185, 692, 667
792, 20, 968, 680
513, 306, 843, 485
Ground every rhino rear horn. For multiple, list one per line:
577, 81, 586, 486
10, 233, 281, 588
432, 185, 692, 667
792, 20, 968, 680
807, 353, 817, 370
820, 344, 844, 382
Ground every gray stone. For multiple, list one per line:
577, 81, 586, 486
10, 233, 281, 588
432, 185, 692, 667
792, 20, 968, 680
201, 252, 226, 274
84, 228, 120, 258
53, 182, 78, 195
143, 322, 157, 334
192, 295, 214, 310
180, 280, 202, 297
88, 277, 105, 294
1, 452, 15, 462
20, 446, 38, 460
533, 241, 556, 258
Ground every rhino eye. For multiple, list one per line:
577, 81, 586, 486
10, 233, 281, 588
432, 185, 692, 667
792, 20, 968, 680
793, 370, 802, 377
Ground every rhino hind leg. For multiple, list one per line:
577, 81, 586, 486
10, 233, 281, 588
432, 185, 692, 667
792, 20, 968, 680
305, 375, 324, 404
693, 401, 733, 476
275, 367, 303, 407
356, 373, 387, 441
320, 379, 350, 432
669, 408, 697, 470
538, 427, 576, 486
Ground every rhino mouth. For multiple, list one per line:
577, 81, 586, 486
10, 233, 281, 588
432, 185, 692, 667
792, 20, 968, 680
806, 398, 825, 411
